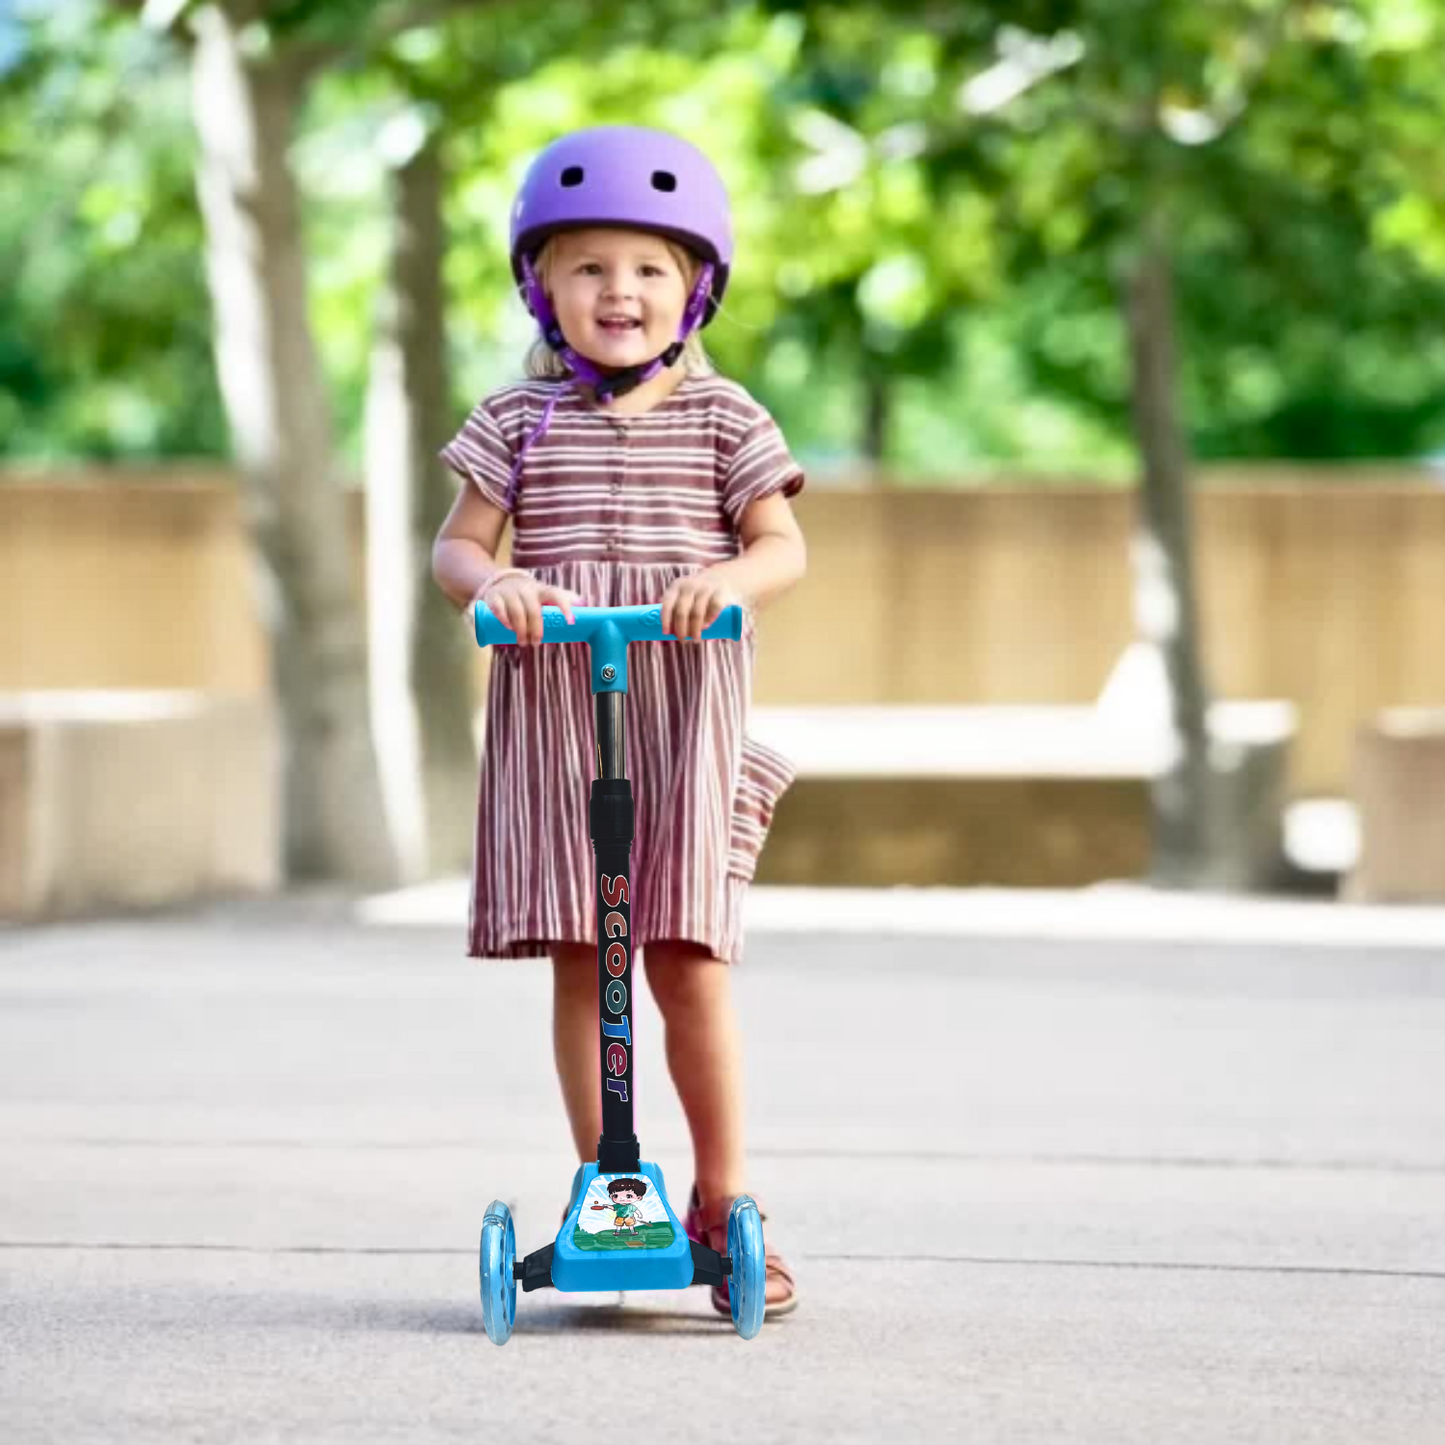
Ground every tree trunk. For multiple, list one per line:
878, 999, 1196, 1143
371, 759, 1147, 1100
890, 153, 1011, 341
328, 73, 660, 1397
364, 136, 478, 880
861, 367, 889, 473
1121, 216, 1221, 885
190, 3, 395, 885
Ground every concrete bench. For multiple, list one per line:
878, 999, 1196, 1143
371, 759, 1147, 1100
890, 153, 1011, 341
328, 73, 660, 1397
1346, 708, 1445, 902
749, 700, 1297, 890
0, 692, 280, 921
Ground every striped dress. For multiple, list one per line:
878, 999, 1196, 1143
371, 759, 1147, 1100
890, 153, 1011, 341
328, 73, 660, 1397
439, 372, 804, 965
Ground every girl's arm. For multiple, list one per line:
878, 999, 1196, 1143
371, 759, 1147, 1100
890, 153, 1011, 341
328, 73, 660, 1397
434, 482, 585, 640
662, 491, 807, 640
431, 483, 516, 611
713, 491, 806, 611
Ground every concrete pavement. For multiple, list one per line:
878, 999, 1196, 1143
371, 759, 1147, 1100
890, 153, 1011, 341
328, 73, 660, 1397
2, 894, 1443, 1443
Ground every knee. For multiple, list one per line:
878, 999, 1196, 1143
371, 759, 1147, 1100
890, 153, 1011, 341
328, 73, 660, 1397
551, 943, 594, 995
643, 941, 721, 1016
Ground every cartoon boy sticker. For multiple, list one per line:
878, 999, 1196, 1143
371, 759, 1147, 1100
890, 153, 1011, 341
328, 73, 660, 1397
606, 1178, 648, 1235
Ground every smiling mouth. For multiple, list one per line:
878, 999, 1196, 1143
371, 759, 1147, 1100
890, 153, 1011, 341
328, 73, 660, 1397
597, 317, 643, 333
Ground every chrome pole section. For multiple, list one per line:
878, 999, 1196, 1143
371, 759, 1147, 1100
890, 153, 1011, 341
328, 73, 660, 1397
595, 691, 625, 779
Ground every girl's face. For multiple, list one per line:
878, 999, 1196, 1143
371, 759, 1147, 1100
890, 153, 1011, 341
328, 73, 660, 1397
545, 228, 692, 373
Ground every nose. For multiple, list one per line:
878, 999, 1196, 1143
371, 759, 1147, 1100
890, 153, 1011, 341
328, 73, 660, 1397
602, 267, 636, 301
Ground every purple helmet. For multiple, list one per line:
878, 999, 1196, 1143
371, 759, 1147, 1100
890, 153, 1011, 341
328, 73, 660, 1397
509, 126, 733, 325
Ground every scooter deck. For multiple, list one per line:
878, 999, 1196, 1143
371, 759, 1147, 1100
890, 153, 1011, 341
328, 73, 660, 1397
550, 1161, 695, 1292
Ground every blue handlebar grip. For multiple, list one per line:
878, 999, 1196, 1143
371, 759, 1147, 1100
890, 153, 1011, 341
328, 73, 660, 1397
471, 601, 744, 692
472, 602, 517, 649
472, 601, 744, 648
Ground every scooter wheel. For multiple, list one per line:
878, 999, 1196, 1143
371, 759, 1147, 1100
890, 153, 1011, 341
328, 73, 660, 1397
726, 1195, 766, 1340
479, 1200, 517, 1346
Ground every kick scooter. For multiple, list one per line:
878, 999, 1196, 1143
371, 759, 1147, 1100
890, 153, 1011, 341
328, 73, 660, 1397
472, 599, 768, 1343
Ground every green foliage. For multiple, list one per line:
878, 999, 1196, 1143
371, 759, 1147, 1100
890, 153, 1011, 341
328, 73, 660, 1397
1, 0, 223, 460
7, 0, 1445, 473
769, 0, 1445, 464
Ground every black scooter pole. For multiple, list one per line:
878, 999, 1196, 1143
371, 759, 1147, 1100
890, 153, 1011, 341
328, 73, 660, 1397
591, 691, 640, 1173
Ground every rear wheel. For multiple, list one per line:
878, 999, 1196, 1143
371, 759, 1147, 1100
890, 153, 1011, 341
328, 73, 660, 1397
726, 1196, 765, 1340
479, 1200, 517, 1345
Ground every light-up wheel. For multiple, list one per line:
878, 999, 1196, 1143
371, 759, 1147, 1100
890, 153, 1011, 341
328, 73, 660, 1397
479, 1200, 517, 1345
726, 1195, 765, 1340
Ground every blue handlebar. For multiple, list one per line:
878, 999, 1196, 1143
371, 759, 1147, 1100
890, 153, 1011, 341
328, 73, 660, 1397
472, 601, 744, 694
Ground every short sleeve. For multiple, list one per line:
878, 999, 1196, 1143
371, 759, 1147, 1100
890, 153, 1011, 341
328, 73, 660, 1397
438, 398, 516, 513
721, 410, 805, 526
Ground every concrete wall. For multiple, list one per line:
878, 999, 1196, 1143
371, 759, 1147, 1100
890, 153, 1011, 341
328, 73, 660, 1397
5, 466, 1444, 795
3, 468, 269, 694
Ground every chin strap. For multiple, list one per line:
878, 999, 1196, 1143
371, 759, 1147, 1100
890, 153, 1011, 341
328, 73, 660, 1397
503, 259, 715, 504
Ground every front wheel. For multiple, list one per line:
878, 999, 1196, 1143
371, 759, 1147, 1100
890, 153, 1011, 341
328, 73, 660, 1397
726, 1196, 766, 1340
479, 1200, 517, 1345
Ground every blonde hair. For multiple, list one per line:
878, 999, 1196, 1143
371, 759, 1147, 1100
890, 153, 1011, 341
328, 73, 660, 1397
523, 233, 716, 381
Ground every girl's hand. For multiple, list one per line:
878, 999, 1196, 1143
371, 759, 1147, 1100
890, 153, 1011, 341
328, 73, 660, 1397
476, 573, 585, 646
661, 571, 747, 642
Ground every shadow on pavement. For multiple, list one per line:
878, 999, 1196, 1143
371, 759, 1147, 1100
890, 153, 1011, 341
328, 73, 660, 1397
355, 1298, 741, 1337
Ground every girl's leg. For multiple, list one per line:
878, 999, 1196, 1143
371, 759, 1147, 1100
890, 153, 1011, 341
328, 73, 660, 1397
643, 940, 799, 1314
641, 941, 746, 1205
551, 942, 601, 1163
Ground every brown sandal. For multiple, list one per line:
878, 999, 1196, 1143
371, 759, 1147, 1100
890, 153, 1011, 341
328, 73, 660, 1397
684, 1186, 799, 1319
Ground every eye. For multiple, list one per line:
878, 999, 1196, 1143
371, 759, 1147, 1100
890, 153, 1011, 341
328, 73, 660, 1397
640, 264, 664, 278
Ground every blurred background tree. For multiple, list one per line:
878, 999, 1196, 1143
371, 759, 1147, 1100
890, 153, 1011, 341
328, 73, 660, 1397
0, 4, 222, 457
764, 0, 1445, 881
13, 0, 1444, 477
5, 0, 1445, 887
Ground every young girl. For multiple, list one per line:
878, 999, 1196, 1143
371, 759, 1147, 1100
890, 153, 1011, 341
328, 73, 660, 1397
432, 126, 805, 1319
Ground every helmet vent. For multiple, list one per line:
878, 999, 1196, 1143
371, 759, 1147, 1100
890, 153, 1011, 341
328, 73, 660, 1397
650, 170, 677, 192
560, 166, 585, 187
